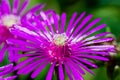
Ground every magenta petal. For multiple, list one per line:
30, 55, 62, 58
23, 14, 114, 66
8, 49, 14, 62
52, 12, 59, 33
77, 49, 109, 55
4, 76, 17, 80
86, 24, 106, 37
31, 61, 49, 78
68, 11, 86, 39
74, 24, 107, 42
40, 11, 55, 35
60, 13, 66, 33
45, 62, 56, 80
75, 54, 109, 61
72, 12, 86, 30
10, 28, 41, 44
66, 12, 77, 35
72, 56, 98, 68
18, 0, 30, 15
84, 37, 113, 45
23, 61, 41, 75
72, 59, 94, 74
0, 63, 13, 71
64, 63, 73, 80
8, 38, 38, 48
72, 14, 93, 37
66, 61, 84, 80
82, 45, 114, 52
17, 59, 44, 74
25, 4, 45, 14
0, 43, 7, 62
59, 63, 64, 80
12, 0, 20, 14
1, 0, 10, 14
14, 57, 37, 70
27, 15, 48, 32
82, 32, 111, 43
80, 18, 101, 36
0, 63, 13, 76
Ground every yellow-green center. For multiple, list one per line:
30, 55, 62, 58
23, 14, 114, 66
1, 14, 20, 28
53, 33, 67, 46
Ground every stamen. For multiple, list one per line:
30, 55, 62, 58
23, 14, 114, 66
1, 14, 20, 28
53, 33, 68, 46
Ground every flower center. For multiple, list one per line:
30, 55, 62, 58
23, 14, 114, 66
47, 33, 71, 62
53, 33, 68, 46
47, 44, 70, 61
1, 14, 20, 28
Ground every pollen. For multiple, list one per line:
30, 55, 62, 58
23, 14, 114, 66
1, 14, 20, 28
53, 33, 68, 46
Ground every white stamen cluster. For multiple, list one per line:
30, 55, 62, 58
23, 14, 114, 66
1, 14, 20, 28
53, 33, 68, 46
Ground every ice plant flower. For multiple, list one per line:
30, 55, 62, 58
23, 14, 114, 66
0, 63, 17, 80
8, 12, 115, 80
0, 0, 45, 62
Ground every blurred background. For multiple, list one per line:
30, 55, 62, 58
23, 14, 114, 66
1, 0, 120, 80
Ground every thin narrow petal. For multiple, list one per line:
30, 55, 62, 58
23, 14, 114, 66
18, 0, 30, 15
31, 61, 50, 78
72, 12, 86, 30
17, 59, 45, 74
83, 37, 113, 45
23, 61, 42, 75
0, 64, 13, 76
8, 49, 14, 62
72, 59, 94, 74
66, 12, 77, 35
82, 32, 111, 43
85, 24, 106, 37
52, 12, 59, 33
0, 63, 13, 71
64, 63, 73, 80
67, 58, 85, 75
72, 14, 93, 37
8, 39, 38, 48
75, 54, 109, 61
60, 13, 66, 33
12, 0, 20, 14
1, 0, 10, 14
29, 14, 48, 32
74, 49, 109, 55
14, 57, 40, 70
74, 24, 107, 42
40, 11, 54, 35
8, 47, 33, 52
45, 62, 56, 80
81, 45, 114, 51
68, 12, 86, 40
66, 61, 84, 80
25, 4, 45, 14
71, 56, 98, 68
59, 63, 64, 80
79, 18, 101, 36
0, 43, 7, 62
10, 28, 41, 44
4, 76, 17, 80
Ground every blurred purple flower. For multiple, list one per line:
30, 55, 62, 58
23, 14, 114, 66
0, 0, 45, 62
0, 63, 17, 80
8, 12, 114, 80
